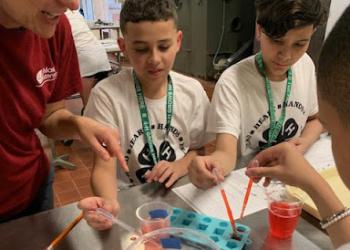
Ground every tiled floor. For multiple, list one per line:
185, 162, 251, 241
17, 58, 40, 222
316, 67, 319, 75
52, 75, 215, 208
53, 139, 94, 207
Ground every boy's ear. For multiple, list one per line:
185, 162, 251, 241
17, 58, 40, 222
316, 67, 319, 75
255, 23, 262, 42
176, 30, 183, 52
117, 37, 126, 53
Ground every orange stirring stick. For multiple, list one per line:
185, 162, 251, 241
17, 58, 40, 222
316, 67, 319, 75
212, 168, 239, 239
240, 178, 253, 219
240, 159, 259, 219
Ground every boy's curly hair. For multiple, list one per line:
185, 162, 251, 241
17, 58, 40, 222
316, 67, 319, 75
255, 0, 328, 39
317, 7, 350, 127
120, 0, 178, 34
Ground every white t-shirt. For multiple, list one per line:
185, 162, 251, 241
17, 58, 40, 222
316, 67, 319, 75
338, 242, 350, 250
85, 68, 212, 187
65, 10, 111, 77
208, 53, 318, 157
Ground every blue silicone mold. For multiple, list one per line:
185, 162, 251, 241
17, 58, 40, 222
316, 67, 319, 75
170, 207, 251, 250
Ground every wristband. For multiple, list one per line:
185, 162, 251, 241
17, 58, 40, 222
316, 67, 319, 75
320, 207, 350, 229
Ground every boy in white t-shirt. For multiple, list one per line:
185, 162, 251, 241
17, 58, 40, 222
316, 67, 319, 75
247, 8, 350, 249
78, 0, 211, 230
189, 0, 328, 189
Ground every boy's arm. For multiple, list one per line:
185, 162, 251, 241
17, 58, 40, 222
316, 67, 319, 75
289, 114, 324, 154
77, 155, 119, 231
173, 149, 199, 173
210, 133, 238, 175
91, 155, 118, 202
188, 133, 237, 189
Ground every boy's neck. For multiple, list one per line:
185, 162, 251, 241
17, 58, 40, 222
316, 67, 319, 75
266, 69, 287, 82
139, 77, 168, 99
255, 58, 287, 82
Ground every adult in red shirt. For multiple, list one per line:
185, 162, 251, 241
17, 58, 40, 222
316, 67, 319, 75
0, 0, 128, 222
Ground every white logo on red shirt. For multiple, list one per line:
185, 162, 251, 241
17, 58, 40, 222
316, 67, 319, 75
36, 67, 57, 87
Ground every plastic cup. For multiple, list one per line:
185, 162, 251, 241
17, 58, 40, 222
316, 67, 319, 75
136, 201, 173, 235
265, 181, 303, 239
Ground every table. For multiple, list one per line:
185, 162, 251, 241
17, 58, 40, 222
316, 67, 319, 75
0, 177, 333, 250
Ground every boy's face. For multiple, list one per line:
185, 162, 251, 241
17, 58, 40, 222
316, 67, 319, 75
256, 24, 314, 80
0, 0, 79, 38
318, 97, 350, 189
118, 20, 182, 85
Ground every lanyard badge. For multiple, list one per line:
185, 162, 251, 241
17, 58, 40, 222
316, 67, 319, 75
255, 52, 292, 147
133, 71, 174, 166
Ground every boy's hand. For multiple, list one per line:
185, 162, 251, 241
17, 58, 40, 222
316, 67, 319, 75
245, 142, 318, 189
188, 156, 224, 189
287, 137, 310, 154
74, 116, 129, 172
144, 160, 187, 188
78, 197, 120, 231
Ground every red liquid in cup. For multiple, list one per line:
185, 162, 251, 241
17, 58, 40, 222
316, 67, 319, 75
140, 218, 171, 249
144, 241, 163, 250
140, 218, 170, 234
268, 201, 301, 239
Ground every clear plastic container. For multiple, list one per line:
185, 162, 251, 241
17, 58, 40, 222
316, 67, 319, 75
136, 201, 173, 234
126, 227, 220, 250
265, 181, 304, 239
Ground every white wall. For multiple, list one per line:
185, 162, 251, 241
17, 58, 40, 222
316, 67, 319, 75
93, 0, 109, 21
325, 1, 350, 38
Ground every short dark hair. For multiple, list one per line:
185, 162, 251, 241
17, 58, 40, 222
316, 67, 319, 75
120, 0, 178, 34
255, 0, 328, 39
317, 7, 350, 127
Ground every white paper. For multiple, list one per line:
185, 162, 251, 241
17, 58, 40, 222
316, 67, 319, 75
304, 134, 335, 171
173, 135, 334, 220
172, 168, 268, 220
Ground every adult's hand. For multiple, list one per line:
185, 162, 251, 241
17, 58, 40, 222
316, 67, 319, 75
75, 116, 129, 172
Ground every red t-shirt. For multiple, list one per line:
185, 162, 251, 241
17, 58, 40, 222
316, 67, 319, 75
0, 16, 82, 217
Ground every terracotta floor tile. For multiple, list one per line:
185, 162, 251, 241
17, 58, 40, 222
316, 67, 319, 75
73, 176, 91, 188
78, 150, 94, 167
69, 168, 91, 179
54, 193, 61, 208
78, 185, 94, 199
54, 180, 77, 194
66, 155, 86, 169
54, 169, 72, 183
58, 189, 81, 205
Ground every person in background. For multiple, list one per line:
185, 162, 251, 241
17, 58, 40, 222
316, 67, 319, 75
246, 7, 350, 249
78, 0, 212, 230
65, 9, 111, 111
189, 0, 327, 189
0, 0, 127, 223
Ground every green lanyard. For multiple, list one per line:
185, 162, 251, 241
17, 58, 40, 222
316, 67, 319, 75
133, 71, 174, 165
255, 52, 292, 147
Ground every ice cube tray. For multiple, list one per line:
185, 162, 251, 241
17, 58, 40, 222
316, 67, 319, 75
170, 207, 251, 250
